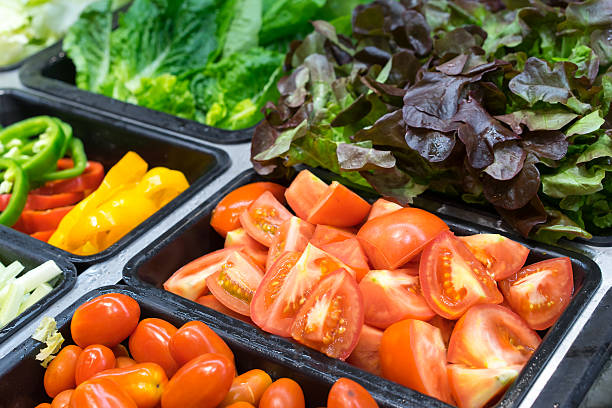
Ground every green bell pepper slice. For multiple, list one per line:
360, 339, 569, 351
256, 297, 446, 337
39, 138, 87, 181
0, 158, 28, 227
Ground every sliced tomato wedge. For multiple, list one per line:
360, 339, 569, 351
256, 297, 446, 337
291, 269, 364, 360
12, 205, 74, 234
32, 160, 104, 195
310, 224, 357, 247
196, 295, 254, 325
266, 216, 315, 271
458, 234, 530, 281
357, 208, 449, 270
500, 257, 573, 330
225, 228, 268, 270
239, 191, 292, 247
367, 198, 403, 221
346, 325, 383, 376
419, 231, 503, 320
428, 315, 456, 348
163, 248, 236, 301
448, 364, 522, 408
359, 269, 435, 329
307, 181, 371, 227
210, 182, 286, 237
380, 319, 453, 405
250, 251, 302, 336
285, 169, 329, 220
448, 304, 541, 368
206, 250, 264, 316
318, 239, 370, 282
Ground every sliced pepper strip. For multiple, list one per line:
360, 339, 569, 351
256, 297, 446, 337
0, 158, 28, 227
39, 138, 87, 181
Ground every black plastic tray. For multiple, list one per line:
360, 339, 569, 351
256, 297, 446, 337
0, 226, 76, 345
532, 287, 612, 407
123, 168, 602, 408
0, 88, 230, 270
0, 285, 443, 408
19, 44, 255, 144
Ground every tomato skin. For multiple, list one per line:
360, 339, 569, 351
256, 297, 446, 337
500, 257, 573, 330
35, 404, 52, 408
70, 377, 137, 408
116, 357, 137, 368
219, 369, 273, 407
366, 199, 403, 221
259, 378, 305, 408
359, 269, 435, 329
357, 208, 449, 270
164, 248, 235, 301
285, 169, 329, 220
211, 182, 286, 237
226, 403, 255, 408
239, 191, 293, 247
346, 325, 383, 376
205, 250, 264, 316
291, 269, 364, 360
161, 353, 235, 408
169, 321, 234, 367
91, 362, 168, 408
51, 389, 73, 408
44, 345, 82, 398
225, 228, 268, 270
74, 345, 116, 385
419, 231, 503, 320
307, 182, 371, 227
313, 228, 370, 282
458, 234, 529, 281
71, 293, 141, 348
129, 318, 178, 378
447, 364, 522, 408
447, 304, 541, 369
328, 378, 379, 408
266, 216, 315, 272
196, 295, 254, 324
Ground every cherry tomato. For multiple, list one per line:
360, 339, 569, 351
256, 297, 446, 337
328, 378, 379, 408
366, 198, 403, 221
346, 325, 383, 376
359, 269, 434, 329
285, 169, 329, 220
380, 319, 453, 405
447, 304, 541, 368
111, 344, 130, 358
307, 182, 371, 227
239, 191, 293, 247
161, 353, 235, 408
458, 234, 530, 280
164, 248, 236, 301
196, 295, 254, 324
116, 356, 137, 368
92, 362, 168, 408
266, 216, 314, 271
219, 369, 272, 407
291, 269, 364, 360
70, 377, 137, 408
211, 182, 286, 237
447, 364, 522, 408
500, 257, 573, 330
169, 321, 234, 367
225, 228, 268, 270
33, 160, 104, 195
259, 378, 305, 408
75, 345, 116, 385
71, 293, 141, 348
44, 345, 82, 397
225, 403, 255, 408
35, 404, 51, 408
419, 231, 503, 320
129, 318, 178, 378
205, 250, 264, 316
51, 389, 73, 408
357, 208, 449, 270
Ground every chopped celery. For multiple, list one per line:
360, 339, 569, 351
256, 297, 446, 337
32, 316, 56, 342
0, 281, 25, 328
19, 283, 53, 313
0, 260, 24, 287
15, 260, 61, 294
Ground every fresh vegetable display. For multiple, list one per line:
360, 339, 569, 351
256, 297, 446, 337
251, 0, 612, 242
0, 260, 62, 329
63, 0, 372, 131
0, 0, 129, 68
163, 169, 576, 408
32, 292, 380, 408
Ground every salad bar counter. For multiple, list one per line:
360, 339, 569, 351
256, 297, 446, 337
1, 0, 612, 407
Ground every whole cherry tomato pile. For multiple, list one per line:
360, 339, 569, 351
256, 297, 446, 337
163, 169, 576, 408
34, 292, 379, 408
